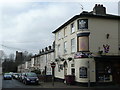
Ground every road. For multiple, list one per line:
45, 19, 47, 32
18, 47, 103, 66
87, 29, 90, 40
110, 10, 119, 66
2, 76, 120, 89
2, 79, 42, 88
2, 78, 81, 88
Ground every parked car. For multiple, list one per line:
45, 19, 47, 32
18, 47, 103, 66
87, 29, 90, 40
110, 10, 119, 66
17, 73, 22, 81
22, 72, 39, 85
3, 73, 12, 80
12, 73, 17, 79
12, 73, 21, 79
19, 73, 26, 82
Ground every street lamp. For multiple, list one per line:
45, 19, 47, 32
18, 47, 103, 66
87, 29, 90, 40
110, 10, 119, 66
51, 62, 56, 86
88, 61, 90, 87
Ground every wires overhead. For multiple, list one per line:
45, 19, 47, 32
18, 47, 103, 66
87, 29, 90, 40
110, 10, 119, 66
0, 44, 27, 51
2, 40, 42, 44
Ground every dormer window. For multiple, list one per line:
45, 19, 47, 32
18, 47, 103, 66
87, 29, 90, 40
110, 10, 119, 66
78, 19, 88, 30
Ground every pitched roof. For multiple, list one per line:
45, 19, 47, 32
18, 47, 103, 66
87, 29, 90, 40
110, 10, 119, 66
52, 11, 120, 33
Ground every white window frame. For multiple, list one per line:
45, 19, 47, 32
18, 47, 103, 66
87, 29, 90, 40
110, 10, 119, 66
71, 23, 75, 33
71, 38, 76, 53
64, 41, 67, 54
58, 44, 61, 56
64, 27, 67, 37
58, 31, 61, 40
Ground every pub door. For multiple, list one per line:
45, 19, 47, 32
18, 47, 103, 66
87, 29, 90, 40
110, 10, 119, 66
112, 63, 120, 85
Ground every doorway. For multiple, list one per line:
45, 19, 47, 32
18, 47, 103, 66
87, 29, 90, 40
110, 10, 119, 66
112, 63, 120, 84
64, 61, 68, 78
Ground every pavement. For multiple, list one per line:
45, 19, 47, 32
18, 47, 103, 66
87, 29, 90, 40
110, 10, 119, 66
38, 81, 120, 88
39, 81, 84, 88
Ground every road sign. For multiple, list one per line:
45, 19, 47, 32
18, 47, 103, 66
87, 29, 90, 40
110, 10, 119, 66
51, 62, 56, 68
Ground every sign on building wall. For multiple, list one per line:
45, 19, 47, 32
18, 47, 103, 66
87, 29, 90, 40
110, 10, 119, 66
79, 67, 87, 78
78, 36, 89, 52
78, 19, 88, 29
103, 44, 110, 53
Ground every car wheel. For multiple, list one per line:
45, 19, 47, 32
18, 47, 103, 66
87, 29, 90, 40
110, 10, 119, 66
24, 81, 28, 85
23, 80, 25, 84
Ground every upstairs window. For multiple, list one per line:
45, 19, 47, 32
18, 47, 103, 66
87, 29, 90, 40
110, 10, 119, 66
71, 38, 76, 53
58, 44, 61, 56
58, 31, 61, 40
64, 27, 67, 37
64, 41, 67, 54
71, 23, 75, 33
78, 19, 88, 30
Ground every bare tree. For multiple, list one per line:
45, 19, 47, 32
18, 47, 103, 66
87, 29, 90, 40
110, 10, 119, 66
0, 50, 6, 64
9, 53, 15, 61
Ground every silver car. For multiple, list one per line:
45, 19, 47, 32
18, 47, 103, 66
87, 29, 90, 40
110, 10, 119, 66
3, 73, 12, 80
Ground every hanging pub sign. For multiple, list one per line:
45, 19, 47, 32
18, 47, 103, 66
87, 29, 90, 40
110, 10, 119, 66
103, 44, 110, 53
74, 52, 88, 59
78, 19, 88, 29
79, 67, 87, 78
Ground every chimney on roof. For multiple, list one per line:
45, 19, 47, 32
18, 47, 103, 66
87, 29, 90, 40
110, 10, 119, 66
42, 49, 44, 52
45, 47, 48, 51
93, 4, 106, 15
48, 46, 51, 50
52, 41, 55, 49
39, 50, 42, 54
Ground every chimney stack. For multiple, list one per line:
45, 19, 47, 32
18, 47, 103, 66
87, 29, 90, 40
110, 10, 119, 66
93, 4, 106, 15
45, 47, 48, 51
42, 49, 44, 52
48, 46, 51, 50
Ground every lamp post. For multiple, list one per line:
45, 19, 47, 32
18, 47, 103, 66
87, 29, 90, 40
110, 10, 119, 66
51, 62, 56, 86
88, 61, 90, 87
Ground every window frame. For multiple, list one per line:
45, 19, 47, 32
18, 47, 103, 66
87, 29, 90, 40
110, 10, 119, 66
71, 23, 75, 34
78, 19, 88, 30
64, 41, 67, 54
71, 38, 76, 53
58, 44, 61, 56
58, 31, 61, 40
64, 27, 67, 37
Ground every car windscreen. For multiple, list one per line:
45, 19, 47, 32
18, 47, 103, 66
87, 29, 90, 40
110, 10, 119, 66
26, 73, 37, 77
4, 73, 11, 75
4, 74, 11, 76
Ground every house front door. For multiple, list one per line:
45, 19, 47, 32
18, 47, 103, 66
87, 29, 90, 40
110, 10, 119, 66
64, 61, 68, 78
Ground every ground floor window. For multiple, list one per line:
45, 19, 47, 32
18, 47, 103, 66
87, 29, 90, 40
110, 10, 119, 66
71, 68, 75, 75
79, 67, 87, 78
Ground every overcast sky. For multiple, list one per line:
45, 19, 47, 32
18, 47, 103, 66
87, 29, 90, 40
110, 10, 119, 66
0, 0, 119, 56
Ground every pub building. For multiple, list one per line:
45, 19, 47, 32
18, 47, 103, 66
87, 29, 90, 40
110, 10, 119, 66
52, 4, 120, 85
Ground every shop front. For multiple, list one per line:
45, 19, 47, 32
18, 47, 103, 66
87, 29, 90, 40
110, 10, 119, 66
95, 55, 120, 85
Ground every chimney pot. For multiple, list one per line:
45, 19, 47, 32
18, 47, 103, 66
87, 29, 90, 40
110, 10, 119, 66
101, 4, 103, 7
42, 49, 44, 52
45, 47, 48, 51
49, 46, 51, 50
93, 4, 106, 15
